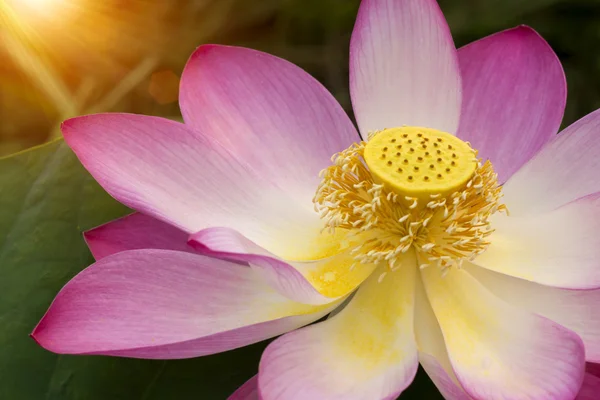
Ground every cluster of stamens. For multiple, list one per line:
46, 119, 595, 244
313, 127, 507, 277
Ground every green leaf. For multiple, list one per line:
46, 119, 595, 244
0, 139, 264, 399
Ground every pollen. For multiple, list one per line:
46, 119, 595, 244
313, 127, 506, 275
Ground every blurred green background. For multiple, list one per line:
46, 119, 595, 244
2, 0, 600, 156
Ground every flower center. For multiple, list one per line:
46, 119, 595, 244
313, 127, 506, 276
363, 127, 478, 200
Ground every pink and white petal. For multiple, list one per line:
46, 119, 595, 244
259, 255, 419, 400
577, 373, 600, 400
457, 26, 566, 183
503, 108, 600, 215
84, 213, 193, 260
419, 355, 472, 400
421, 265, 585, 400
189, 227, 376, 305
229, 375, 259, 400
414, 275, 470, 399
180, 44, 359, 196
473, 193, 600, 289
467, 264, 600, 363
350, 0, 461, 135
63, 113, 322, 255
32, 249, 336, 359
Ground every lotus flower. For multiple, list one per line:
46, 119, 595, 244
32, 0, 600, 399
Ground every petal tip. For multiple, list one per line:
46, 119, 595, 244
186, 234, 208, 252
61, 113, 141, 146
30, 316, 62, 354
514, 24, 537, 33
189, 43, 224, 60
82, 229, 103, 260
60, 116, 87, 142
185, 44, 253, 71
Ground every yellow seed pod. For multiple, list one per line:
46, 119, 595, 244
363, 127, 478, 199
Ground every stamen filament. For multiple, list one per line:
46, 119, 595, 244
313, 127, 506, 276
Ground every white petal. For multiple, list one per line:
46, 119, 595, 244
350, 0, 461, 135
468, 263, 600, 363
474, 193, 600, 289
421, 265, 585, 400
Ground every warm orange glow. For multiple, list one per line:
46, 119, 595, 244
148, 70, 181, 105
19, 0, 59, 7
9, 0, 68, 15
1, 0, 251, 155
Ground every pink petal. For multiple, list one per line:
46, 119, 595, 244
189, 227, 375, 305
32, 249, 335, 359
229, 375, 259, 400
587, 362, 600, 378
421, 266, 585, 400
468, 264, 600, 363
84, 213, 193, 260
350, 0, 461, 135
503, 108, 600, 215
457, 26, 566, 183
259, 258, 419, 400
576, 373, 600, 400
474, 192, 600, 289
419, 354, 471, 400
180, 44, 359, 195
62, 114, 323, 254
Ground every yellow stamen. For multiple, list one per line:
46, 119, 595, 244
313, 127, 507, 275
